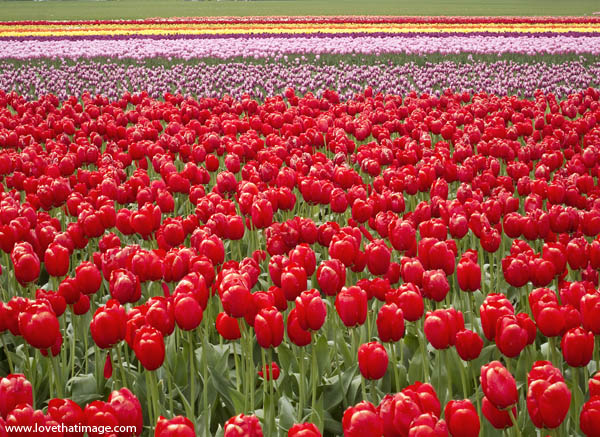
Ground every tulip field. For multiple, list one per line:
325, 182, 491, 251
2, 11, 600, 437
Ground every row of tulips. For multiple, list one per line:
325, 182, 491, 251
3, 22, 599, 38
0, 374, 320, 436
2, 87, 600, 436
3, 16, 600, 26
2, 34, 600, 60
1, 57, 598, 103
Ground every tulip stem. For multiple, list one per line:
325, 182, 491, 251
419, 321, 430, 383
145, 370, 156, 426
370, 379, 378, 404
508, 408, 521, 437
261, 348, 269, 433
366, 304, 372, 342
27, 347, 36, 408
240, 323, 254, 413
70, 313, 77, 378
268, 348, 275, 434
334, 330, 346, 407
468, 293, 481, 336
594, 335, 600, 372
437, 351, 444, 403
202, 327, 210, 437
310, 344, 320, 427
94, 345, 102, 394
1, 334, 14, 374
166, 369, 175, 415
248, 329, 255, 413
232, 342, 241, 392
445, 349, 454, 402
188, 331, 196, 416
573, 367, 583, 430
298, 346, 305, 421
457, 350, 468, 399
389, 342, 400, 392
361, 376, 368, 403
50, 353, 64, 398
471, 365, 481, 421
151, 371, 161, 420
116, 343, 128, 388
84, 316, 89, 374
60, 314, 68, 382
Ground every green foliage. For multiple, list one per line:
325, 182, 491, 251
0, 0, 597, 21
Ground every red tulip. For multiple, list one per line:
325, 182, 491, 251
109, 268, 142, 305
295, 289, 326, 332
289, 244, 317, 277
581, 293, 600, 334
365, 239, 391, 276
47, 398, 84, 437
581, 396, 600, 437
220, 274, 252, 319
108, 387, 143, 436
424, 308, 464, 350
482, 396, 516, 429
456, 251, 481, 292
342, 401, 383, 437
480, 361, 518, 410
281, 262, 307, 301
83, 401, 119, 437
316, 259, 346, 296
407, 412, 448, 436
527, 361, 570, 429
224, 413, 263, 437
376, 303, 405, 343
444, 400, 480, 437
288, 422, 321, 437
155, 415, 196, 437
403, 382, 442, 418
216, 312, 241, 340
379, 392, 422, 437
400, 258, 425, 287
386, 284, 424, 322
58, 277, 79, 304
502, 254, 529, 288
329, 232, 359, 267
590, 372, 600, 397
422, 269, 450, 302
351, 199, 373, 224
133, 325, 165, 371
4, 404, 49, 437
11, 242, 40, 285
73, 293, 90, 315
358, 341, 388, 380
145, 296, 175, 336
90, 299, 127, 349
455, 329, 483, 361
254, 306, 284, 349
174, 295, 203, 331
18, 301, 60, 350
44, 242, 69, 277
286, 308, 312, 347
104, 353, 113, 379
335, 286, 368, 327
480, 294, 514, 341
258, 362, 280, 381
561, 327, 594, 367
495, 314, 528, 358
251, 197, 273, 229
0, 374, 33, 419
